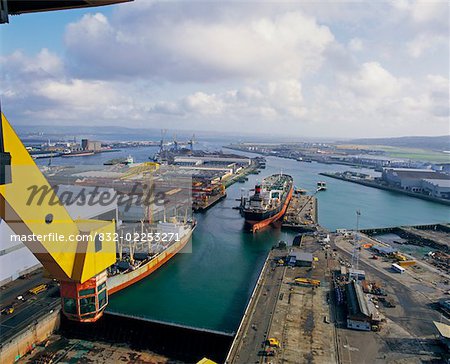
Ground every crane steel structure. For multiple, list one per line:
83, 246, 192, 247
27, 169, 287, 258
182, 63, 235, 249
0, 0, 134, 322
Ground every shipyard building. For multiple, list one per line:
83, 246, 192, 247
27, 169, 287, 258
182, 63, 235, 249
345, 281, 379, 331
382, 168, 450, 199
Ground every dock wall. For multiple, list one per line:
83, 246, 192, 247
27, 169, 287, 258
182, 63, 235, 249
319, 173, 450, 206
225, 251, 271, 363
359, 224, 449, 253
0, 309, 61, 364
59, 312, 233, 363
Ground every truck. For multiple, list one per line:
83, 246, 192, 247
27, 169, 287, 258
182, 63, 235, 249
29, 284, 47, 295
1, 305, 14, 315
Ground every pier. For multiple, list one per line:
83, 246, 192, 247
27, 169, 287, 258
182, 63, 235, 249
226, 230, 338, 364
320, 172, 450, 206
282, 193, 317, 230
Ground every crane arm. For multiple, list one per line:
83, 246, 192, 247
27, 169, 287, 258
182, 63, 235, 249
0, 113, 116, 321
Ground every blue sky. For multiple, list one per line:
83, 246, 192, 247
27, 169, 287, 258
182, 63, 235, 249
2, 7, 113, 54
1, 1, 448, 138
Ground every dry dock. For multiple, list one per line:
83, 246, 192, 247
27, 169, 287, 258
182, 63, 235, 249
282, 193, 317, 230
227, 232, 338, 364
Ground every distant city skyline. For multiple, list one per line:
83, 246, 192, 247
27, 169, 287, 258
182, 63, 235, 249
1, 1, 449, 138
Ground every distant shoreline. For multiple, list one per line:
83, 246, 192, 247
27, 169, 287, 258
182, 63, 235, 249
319, 172, 450, 206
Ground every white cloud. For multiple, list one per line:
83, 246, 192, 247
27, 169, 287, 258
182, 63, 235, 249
64, 9, 334, 82
339, 62, 405, 98
1, 1, 448, 138
182, 92, 225, 115
348, 38, 364, 52
407, 33, 448, 58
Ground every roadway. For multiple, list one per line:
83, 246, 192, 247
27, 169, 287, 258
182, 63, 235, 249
0, 271, 59, 345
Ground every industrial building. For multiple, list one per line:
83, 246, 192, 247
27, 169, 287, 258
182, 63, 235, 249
172, 155, 252, 184
173, 156, 251, 166
371, 245, 397, 255
382, 168, 450, 198
287, 252, 313, 267
433, 163, 450, 174
345, 281, 373, 331
421, 179, 450, 199
348, 268, 366, 281
81, 139, 102, 151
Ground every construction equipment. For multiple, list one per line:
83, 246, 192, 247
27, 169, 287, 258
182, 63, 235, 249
1, 305, 14, 315
294, 278, 321, 287
394, 252, 407, 261
398, 260, 416, 267
29, 284, 47, 295
0, 113, 116, 322
266, 337, 281, 348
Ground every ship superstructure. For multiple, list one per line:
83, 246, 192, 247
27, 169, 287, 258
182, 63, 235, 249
241, 174, 294, 232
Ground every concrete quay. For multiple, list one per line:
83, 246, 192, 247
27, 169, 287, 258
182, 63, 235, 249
282, 193, 317, 230
227, 233, 337, 364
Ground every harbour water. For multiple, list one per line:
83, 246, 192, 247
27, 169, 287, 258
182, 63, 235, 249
102, 154, 449, 333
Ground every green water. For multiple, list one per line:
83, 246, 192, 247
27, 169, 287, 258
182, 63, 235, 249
108, 156, 450, 333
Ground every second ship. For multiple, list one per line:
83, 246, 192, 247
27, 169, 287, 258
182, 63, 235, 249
241, 173, 294, 232
107, 218, 195, 294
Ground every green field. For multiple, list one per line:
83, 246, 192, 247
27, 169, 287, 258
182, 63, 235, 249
344, 145, 450, 163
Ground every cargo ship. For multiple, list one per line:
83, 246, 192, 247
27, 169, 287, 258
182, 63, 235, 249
241, 174, 294, 232
61, 150, 95, 157
107, 219, 195, 294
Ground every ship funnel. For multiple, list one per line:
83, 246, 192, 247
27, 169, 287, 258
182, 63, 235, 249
255, 185, 261, 194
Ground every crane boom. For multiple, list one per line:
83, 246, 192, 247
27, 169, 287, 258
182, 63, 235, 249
0, 113, 116, 322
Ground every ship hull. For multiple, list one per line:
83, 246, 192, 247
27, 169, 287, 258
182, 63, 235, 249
61, 151, 95, 157
107, 227, 194, 295
243, 177, 294, 232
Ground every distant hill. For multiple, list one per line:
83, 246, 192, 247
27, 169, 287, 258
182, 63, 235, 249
348, 135, 450, 151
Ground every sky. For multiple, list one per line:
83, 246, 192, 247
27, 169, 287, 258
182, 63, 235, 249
1, 0, 449, 139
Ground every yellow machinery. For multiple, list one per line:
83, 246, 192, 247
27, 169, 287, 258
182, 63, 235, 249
0, 113, 116, 322
196, 359, 217, 364
394, 252, 407, 261
29, 284, 48, 295
294, 278, 321, 287
398, 260, 416, 267
267, 337, 281, 348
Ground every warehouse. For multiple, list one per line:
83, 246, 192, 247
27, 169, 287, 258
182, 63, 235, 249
345, 281, 373, 331
372, 245, 397, 256
382, 168, 450, 193
288, 252, 313, 267
421, 179, 450, 200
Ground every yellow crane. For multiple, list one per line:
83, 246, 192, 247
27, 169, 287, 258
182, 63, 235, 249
1, 113, 116, 322
0, 0, 135, 323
